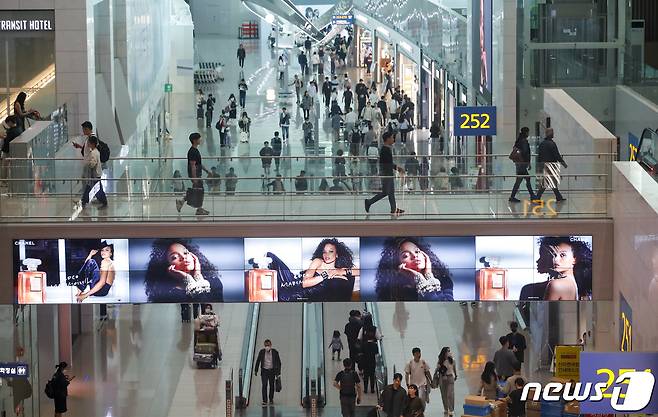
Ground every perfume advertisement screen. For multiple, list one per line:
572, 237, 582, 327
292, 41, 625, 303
13, 235, 592, 304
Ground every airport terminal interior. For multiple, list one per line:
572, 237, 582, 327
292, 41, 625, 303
0, 0, 657, 416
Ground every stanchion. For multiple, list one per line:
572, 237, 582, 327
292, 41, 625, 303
236, 368, 247, 409
310, 380, 319, 417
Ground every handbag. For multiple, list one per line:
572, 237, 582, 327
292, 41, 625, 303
185, 187, 204, 208
424, 368, 433, 390
509, 146, 523, 163
431, 368, 441, 389
275, 375, 282, 392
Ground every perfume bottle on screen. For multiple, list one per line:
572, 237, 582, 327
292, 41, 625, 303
476, 256, 508, 301
17, 258, 47, 304
245, 257, 278, 302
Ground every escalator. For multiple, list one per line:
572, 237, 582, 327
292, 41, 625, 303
634, 127, 658, 174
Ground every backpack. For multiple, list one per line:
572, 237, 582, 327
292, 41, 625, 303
97, 139, 110, 163
339, 370, 357, 396
44, 378, 55, 399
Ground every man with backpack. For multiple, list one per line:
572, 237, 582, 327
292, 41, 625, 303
334, 358, 362, 417
343, 310, 362, 366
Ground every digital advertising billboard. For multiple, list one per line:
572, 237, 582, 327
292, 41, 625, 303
13, 235, 592, 304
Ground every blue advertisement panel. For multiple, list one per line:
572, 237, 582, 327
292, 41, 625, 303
580, 352, 658, 414
454, 106, 497, 136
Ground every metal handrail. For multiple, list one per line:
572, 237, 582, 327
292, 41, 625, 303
366, 302, 387, 401
3, 152, 617, 162
237, 303, 260, 408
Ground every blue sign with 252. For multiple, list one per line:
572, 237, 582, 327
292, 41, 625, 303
453, 106, 497, 136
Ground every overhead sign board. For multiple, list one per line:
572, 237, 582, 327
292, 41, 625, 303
454, 106, 497, 136
0, 10, 55, 32
332, 14, 354, 26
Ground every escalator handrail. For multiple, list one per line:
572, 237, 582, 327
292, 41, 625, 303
301, 302, 309, 405
318, 303, 326, 405
365, 302, 387, 405
240, 303, 260, 406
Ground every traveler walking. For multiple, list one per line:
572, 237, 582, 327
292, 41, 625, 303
237, 43, 246, 68
80, 136, 108, 209
506, 322, 527, 365
259, 141, 274, 177
404, 347, 431, 403
344, 310, 363, 365
378, 96, 389, 124
322, 77, 333, 108
271, 132, 282, 172
302, 118, 314, 145
238, 79, 248, 108
279, 108, 290, 141
358, 315, 380, 394
49, 362, 73, 417
301, 91, 312, 119
365, 131, 405, 215
343, 86, 353, 114
430, 121, 443, 153
216, 111, 229, 147
238, 111, 251, 142
292, 74, 304, 104
254, 339, 282, 406
304, 36, 312, 55
329, 330, 344, 360
205, 94, 215, 128
493, 336, 519, 381
502, 362, 525, 395
436, 347, 457, 416
509, 127, 535, 202
404, 384, 426, 417
419, 157, 430, 191
176, 133, 210, 215
535, 128, 567, 201
311, 51, 320, 74
479, 361, 499, 400
367, 138, 379, 175
298, 51, 308, 76
378, 373, 408, 417
404, 151, 420, 191
334, 358, 362, 417
344, 107, 358, 133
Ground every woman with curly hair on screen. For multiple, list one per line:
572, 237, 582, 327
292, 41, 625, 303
144, 239, 224, 303
521, 236, 592, 301
374, 237, 454, 301
302, 238, 359, 301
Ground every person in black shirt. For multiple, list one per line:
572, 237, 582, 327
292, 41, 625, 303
506, 322, 527, 364
509, 127, 536, 202
1, 116, 20, 155
505, 378, 526, 417
237, 43, 246, 68
176, 132, 210, 215
536, 128, 567, 202
334, 358, 362, 417
365, 131, 405, 215
254, 339, 282, 405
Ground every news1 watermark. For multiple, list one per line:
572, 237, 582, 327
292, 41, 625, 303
521, 352, 658, 414
0, 363, 30, 378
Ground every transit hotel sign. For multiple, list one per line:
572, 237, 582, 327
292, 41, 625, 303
0, 10, 55, 32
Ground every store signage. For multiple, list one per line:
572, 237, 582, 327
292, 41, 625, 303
13, 235, 593, 304
331, 14, 353, 25
0, 363, 29, 378
0, 10, 55, 32
554, 345, 582, 379
454, 106, 497, 136
580, 352, 658, 414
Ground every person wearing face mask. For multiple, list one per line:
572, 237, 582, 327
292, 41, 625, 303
435, 347, 457, 416
506, 322, 526, 364
254, 340, 282, 406
535, 127, 567, 202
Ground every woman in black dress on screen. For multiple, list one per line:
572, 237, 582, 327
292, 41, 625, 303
301, 238, 358, 301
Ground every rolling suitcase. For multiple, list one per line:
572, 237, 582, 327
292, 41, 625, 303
196, 106, 204, 119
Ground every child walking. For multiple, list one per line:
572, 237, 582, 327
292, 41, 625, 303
329, 330, 344, 360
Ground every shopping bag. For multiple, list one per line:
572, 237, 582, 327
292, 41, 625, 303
275, 375, 282, 392
185, 187, 204, 208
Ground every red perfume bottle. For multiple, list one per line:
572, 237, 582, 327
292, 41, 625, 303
17, 258, 47, 304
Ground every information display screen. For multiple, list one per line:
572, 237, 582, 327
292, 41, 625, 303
13, 235, 592, 304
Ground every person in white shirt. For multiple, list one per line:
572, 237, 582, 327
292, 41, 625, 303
311, 52, 320, 74
80, 135, 107, 209
344, 107, 358, 133
405, 347, 431, 403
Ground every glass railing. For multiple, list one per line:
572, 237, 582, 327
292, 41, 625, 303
0, 153, 613, 221
302, 302, 326, 408
366, 302, 388, 398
